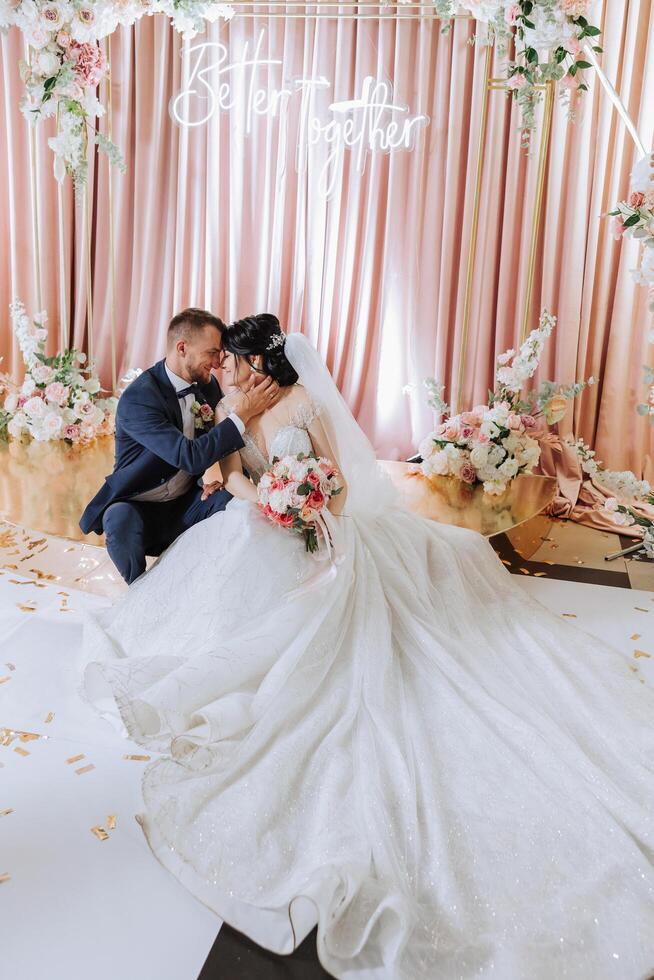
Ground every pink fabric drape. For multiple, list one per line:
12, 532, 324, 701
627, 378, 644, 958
0, 1, 653, 471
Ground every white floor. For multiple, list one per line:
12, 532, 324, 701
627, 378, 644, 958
1, 571, 652, 980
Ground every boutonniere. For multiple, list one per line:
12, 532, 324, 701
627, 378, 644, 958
190, 400, 215, 431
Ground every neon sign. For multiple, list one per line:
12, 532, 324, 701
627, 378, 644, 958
170, 31, 430, 198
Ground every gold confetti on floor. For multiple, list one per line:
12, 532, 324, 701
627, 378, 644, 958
634, 650, 652, 659
28, 568, 58, 581
107, 814, 117, 830
2, 564, 18, 570
562, 613, 577, 619
44, 712, 55, 724
13, 747, 29, 757
0, 808, 14, 818
0, 873, 11, 884
17, 604, 36, 613
75, 764, 95, 776
66, 753, 85, 765
631, 633, 642, 641
90, 826, 109, 841
18, 732, 40, 742
8, 579, 38, 586
123, 754, 151, 762
0, 676, 11, 685
635, 607, 649, 613
26, 538, 46, 550
0, 729, 17, 746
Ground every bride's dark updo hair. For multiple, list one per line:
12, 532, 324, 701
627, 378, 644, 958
223, 313, 299, 387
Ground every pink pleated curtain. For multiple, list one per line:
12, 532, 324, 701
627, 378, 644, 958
0, 0, 653, 471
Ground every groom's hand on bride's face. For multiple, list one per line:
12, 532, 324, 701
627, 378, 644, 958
230, 376, 281, 424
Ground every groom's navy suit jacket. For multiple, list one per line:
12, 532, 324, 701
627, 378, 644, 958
79, 359, 245, 535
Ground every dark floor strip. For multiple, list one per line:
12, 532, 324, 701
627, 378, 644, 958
490, 533, 632, 588
198, 925, 331, 980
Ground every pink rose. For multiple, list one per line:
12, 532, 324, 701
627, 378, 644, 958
508, 413, 523, 431
199, 403, 213, 420
63, 423, 81, 441
630, 191, 645, 209
307, 471, 321, 488
444, 424, 459, 442
460, 425, 475, 440
459, 463, 477, 484
306, 489, 325, 510
460, 412, 480, 427
475, 431, 490, 445
319, 461, 337, 476
44, 381, 68, 406
505, 3, 520, 25
57, 30, 72, 49
521, 414, 536, 428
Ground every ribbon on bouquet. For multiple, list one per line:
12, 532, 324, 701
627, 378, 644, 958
281, 507, 347, 602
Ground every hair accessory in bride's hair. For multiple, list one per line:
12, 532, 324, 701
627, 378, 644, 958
266, 331, 286, 352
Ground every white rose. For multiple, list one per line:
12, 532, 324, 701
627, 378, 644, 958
480, 420, 500, 440
22, 377, 36, 396
32, 363, 56, 385
268, 489, 287, 514
418, 435, 436, 460
36, 47, 61, 76
7, 413, 27, 438
470, 445, 491, 468
43, 412, 63, 437
603, 497, 619, 513
23, 395, 47, 418
426, 450, 451, 476
3, 393, 18, 413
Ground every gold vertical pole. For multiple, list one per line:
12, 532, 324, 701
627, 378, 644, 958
520, 78, 555, 343
106, 34, 117, 391
56, 104, 68, 351
83, 143, 94, 368
25, 44, 43, 313
456, 40, 493, 413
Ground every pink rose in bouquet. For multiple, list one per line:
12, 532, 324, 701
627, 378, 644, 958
257, 453, 342, 553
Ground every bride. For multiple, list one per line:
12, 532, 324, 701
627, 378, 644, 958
82, 314, 654, 980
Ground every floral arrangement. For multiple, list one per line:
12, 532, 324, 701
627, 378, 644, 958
257, 452, 342, 553
609, 153, 654, 316
1, 0, 235, 186
1, 299, 117, 444
570, 437, 654, 556
191, 399, 214, 431
433, 1, 602, 145
415, 309, 596, 495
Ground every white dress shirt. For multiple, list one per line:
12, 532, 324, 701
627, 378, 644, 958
132, 363, 245, 504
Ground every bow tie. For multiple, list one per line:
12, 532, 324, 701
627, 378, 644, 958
176, 384, 199, 400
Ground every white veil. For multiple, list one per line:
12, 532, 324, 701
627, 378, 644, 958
284, 333, 396, 519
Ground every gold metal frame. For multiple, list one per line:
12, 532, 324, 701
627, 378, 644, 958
455, 60, 556, 411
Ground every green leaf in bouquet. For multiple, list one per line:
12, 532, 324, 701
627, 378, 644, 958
297, 483, 312, 495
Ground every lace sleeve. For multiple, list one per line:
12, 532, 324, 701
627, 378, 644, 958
288, 398, 321, 431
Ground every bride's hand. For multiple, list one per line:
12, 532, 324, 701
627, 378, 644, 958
230, 376, 281, 425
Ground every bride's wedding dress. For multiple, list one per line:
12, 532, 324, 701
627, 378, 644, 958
81, 336, 654, 980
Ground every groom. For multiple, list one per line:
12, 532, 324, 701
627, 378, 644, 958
80, 307, 280, 584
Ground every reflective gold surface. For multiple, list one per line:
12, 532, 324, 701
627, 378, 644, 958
0, 438, 114, 543
379, 461, 558, 539
0, 442, 557, 597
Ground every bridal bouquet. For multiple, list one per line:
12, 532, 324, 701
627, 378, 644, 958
1, 299, 117, 446
257, 453, 342, 553
415, 309, 596, 495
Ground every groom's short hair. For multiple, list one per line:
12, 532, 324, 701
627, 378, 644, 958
167, 308, 226, 345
